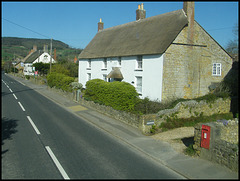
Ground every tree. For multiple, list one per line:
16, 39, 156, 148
226, 23, 238, 60
33, 62, 50, 76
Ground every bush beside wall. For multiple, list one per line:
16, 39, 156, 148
84, 79, 139, 112
47, 72, 74, 92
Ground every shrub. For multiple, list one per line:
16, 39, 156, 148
70, 82, 83, 90
159, 113, 233, 132
134, 97, 176, 114
25, 75, 30, 80
84, 79, 139, 112
47, 72, 74, 92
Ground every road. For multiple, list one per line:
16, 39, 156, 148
2, 72, 185, 179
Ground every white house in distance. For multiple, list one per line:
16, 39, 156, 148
78, 3, 232, 101
23, 45, 56, 75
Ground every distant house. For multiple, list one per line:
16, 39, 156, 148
23, 45, 56, 75
78, 2, 232, 101
15, 60, 24, 74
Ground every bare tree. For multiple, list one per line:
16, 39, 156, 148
226, 23, 238, 60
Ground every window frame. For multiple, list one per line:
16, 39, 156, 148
135, 76, 142, 94
87, 73, 91, 81
87, 59, 91, 69
212, 63, 221, 76
136, 55, 143, 70
102, 58, 107, 69
118, 57, 122, 66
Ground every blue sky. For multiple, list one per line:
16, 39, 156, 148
2, 1, 238, 50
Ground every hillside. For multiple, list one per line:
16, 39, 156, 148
2, 37, 82, 62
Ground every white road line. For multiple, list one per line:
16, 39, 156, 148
45, 146, 70, 180
18, 102, 25, 112
9, 88, 13, 92
26, 116, 41, 135
13, 93, 18, 100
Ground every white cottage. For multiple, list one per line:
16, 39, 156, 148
78, 3, 232, 101
23, 45, 56, 75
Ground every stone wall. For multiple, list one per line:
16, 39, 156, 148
193, 119, 238, 172
162, 21, 233, 101
141, 97, 231, 133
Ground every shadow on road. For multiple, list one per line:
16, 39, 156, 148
2, 117, 18, 155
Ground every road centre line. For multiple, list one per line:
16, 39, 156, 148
45, 146, 70, 180
26, 116, 41, 135
18, 102, 25, 112
13, 93, 18, 100
9, 88, 13, 92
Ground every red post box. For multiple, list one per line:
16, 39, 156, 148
201, 125, 211, 149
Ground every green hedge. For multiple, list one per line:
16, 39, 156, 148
47, 72, 74, 92
84, 79, 139, 112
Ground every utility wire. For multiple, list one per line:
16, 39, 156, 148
2, 18, 51, 39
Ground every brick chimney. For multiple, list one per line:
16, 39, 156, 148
183, 1, 195, 43
29, 45, 37, 54
136, 3, 146, 20
33, 45, 37, 51
98, 18, 104, 32
54, 48, 56, 61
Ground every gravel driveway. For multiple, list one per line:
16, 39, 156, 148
151, 127, 195, 154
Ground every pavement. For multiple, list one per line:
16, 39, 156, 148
6, 73, 239, 179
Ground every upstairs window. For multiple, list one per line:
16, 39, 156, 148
103, 58, 107, 69
87, 59, 91, 69
212, 63, 221, 76
118, 57, 122, 66
136, 56, 142, 69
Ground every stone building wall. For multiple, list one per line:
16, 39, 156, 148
193, 119, 238, 172
162, 21, 232, 101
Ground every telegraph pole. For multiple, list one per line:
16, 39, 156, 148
50, 38, 52, 73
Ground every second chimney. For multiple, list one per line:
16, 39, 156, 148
136, 3, 146, 20
43, 44, 48, 53
183, 2, 195, 44
98, 18, 104, 32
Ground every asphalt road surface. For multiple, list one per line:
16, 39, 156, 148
2, 72, 185, 179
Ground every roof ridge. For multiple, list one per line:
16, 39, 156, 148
98, 9, 184, 33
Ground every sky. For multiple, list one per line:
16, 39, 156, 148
1, 1, 239, 50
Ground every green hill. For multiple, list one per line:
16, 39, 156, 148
2, 37, 82, 62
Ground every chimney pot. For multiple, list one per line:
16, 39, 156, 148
136, 3, 146, 21
98, 18, 104, 32
43, 44, 48, 53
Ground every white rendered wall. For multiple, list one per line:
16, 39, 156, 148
32, 52, 55, 64
142, 54, 163, 101
78, 54, 163, 101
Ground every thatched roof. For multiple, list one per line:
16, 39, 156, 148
79, 9, 188, 59
107, 67, 123, 79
